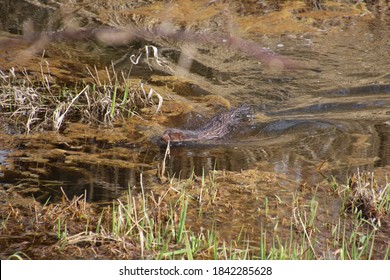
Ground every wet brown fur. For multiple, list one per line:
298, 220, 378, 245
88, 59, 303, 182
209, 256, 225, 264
161, 106, 250, 142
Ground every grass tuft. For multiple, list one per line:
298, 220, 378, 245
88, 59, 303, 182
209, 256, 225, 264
1, 169, 389, 260
0, 47, 164, 134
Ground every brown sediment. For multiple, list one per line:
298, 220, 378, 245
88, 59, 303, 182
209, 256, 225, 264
161, 105, 251, 143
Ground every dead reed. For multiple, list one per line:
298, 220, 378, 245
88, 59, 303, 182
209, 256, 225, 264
0, 47, 163, 134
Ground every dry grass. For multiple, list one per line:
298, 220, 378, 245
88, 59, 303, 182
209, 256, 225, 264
0, 50, 163, 134
344, 171, 390, 226
1, 168, 389, 260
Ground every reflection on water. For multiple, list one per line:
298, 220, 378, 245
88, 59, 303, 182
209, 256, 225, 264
162, 116, 381, 181
4, 112, 385, 203
1, 0, 390, 203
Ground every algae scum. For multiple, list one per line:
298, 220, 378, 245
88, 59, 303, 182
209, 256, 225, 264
0, 0, 389, 259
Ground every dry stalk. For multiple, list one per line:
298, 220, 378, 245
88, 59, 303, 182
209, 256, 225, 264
159, 140, 171, 180
292, 204, 318, 259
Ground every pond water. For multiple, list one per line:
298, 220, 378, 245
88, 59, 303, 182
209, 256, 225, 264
1, 0, 390, 204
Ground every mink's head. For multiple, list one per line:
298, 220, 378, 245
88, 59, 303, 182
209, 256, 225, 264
161, 128, 186, 142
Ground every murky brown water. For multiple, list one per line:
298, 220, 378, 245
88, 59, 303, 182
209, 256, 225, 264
1, 0, 390, 258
